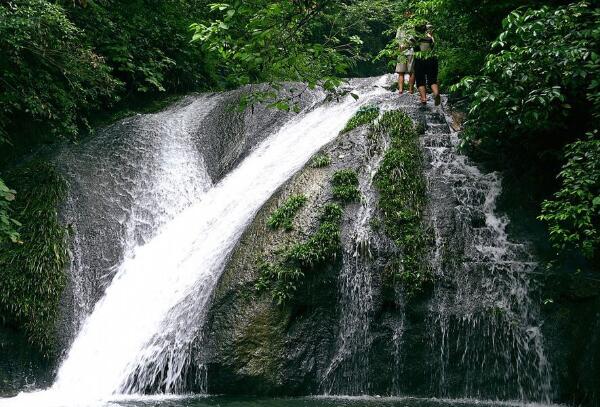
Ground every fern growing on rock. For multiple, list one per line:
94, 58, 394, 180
267, 194, 308, 231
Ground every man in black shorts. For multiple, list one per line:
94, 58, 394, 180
414, 24, 441, 106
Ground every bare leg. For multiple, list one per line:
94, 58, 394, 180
432, 83, 441, 105
408, 73, 415, 94
398, 73, 405, 94
418, 85, 427, 103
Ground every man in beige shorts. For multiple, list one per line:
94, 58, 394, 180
396, 26, 415, 94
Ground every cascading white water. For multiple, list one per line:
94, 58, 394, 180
120, 101, 214, 253
321, 112, 389, 395
5, 77, 389, 407
61, 96, 216, 329
422, 109, 552, 401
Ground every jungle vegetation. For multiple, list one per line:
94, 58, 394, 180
0, 0, 598, 351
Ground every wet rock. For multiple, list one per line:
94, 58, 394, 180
202, 119, 380, 395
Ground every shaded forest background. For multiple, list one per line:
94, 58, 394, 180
0, 0, 598, 353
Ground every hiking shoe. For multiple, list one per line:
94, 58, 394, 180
434, 94, 441, 106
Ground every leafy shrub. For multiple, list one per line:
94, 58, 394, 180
58, 0, 208, 95
310, 153, 332, 168
539, 132, 600, 260
319, 203, 344, 224
331, 169, 360, 203
342, 105, 380, 133
0, 161, 69, 356
267, 194, 308, 231
285, 204, 343, 268
190, 1, 361, 92
455, 2, 599, 151
374, 111, 431, 295
255, 261, 302, 305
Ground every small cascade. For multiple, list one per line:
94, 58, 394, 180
390, 288, 407, 396
321, 114, 389, 395
316, 97, 553, 401
120, 105, 214, 253
421, 109, 552, 401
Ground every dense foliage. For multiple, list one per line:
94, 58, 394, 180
454, 1, 599, 262
374, 111, 431, 296
57, 0, 210, 94
456, 2, 598, 150
0, 0, 118, 150
539, 133, 600, 260
190, 0, 365, 110
0, 161, 69, 355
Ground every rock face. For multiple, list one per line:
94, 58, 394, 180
200, 92, 600, 405
197, 98, 450, 395
0, 327, 51, 397
201, 111, 386, 395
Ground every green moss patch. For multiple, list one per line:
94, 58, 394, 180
341, 105, 379, 133
256, 203, 343, 305
331, 169, 360, 203
267, 194, 307, 231
373, 111, 432, 297
0, 161, 69, 357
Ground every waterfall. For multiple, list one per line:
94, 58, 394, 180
1, 78, 556, 405
6, 77, 390, 407
58, 96, 217, 329
421, 108, 552, 401
321, 112, 389, 395
316, 98, 552, 401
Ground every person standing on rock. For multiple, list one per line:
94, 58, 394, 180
414, 23, 441, 106
395, 16, 415, 94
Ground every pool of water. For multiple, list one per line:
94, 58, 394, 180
89, 395, 552, 407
